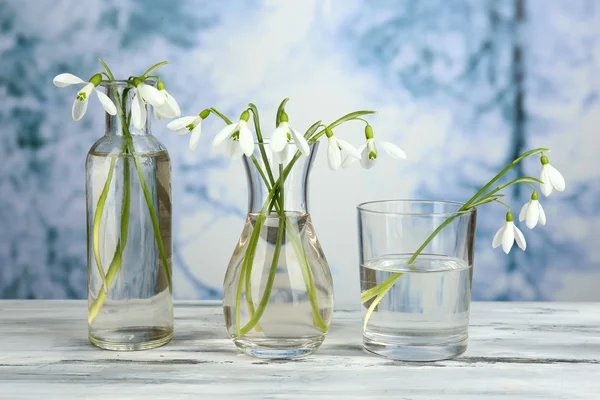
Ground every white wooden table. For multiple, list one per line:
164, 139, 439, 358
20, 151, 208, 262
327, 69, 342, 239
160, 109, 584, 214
0, 301, 599, 399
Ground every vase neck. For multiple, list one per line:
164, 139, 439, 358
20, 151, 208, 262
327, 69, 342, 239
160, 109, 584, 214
102, 81, 151, 136
243, 142, 319, 215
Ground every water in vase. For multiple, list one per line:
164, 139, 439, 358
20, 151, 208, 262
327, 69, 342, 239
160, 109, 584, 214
360, 254, 472, 361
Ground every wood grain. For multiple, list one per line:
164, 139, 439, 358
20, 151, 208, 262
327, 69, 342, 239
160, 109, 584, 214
0, 301, 598, 399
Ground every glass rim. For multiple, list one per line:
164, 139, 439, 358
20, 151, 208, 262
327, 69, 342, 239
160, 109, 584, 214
253, 139, 318, 146
99, 79, 156, 88
357, 199, 476, 216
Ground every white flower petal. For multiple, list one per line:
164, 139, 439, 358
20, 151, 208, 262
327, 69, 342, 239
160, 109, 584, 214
94, 89, 117, 116
167, 116, 198, 131
137, 83, 165, 107
227, 139, 244, 160
337, 139, 361, 159
548, 165, 566, 192
131, 92, 146, 129
538, 202, 547, 225
379, 141, 407, 160
238, 122, 255, 156
492, 225, 505, 248
342, 154, 359, 168
290, 126, 310, 156
53, 73, 85, 87
212, 122, 239, 148
327, 137, 342, 170
71, 83, 94, 121
273, 147, 288, 164
188, 121, 203, 151
518, 202, 529, 222
501, 222, 515, 254
513, 224, 527, 251
72, 97, 89, 121
540, 166, 553, 197
270, 123, 289, 152
525, 200, 540, 229
163, 90, 181, 117
360, 140, 376, 169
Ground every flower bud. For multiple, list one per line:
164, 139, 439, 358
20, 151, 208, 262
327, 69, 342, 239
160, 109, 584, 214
157, 79, 165, 91
200, 109, 210, 119
240, 110, 250, 122
531, 191, 538, 200
365, 124, 374, 139
325, 127, 334, 138
505, 211, 514, 222
540, 155, 549, 165
88, 73, 103, 87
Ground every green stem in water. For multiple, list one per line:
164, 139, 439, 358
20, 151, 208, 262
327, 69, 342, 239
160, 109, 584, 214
91, 158, 116, 291
240, 217, 285, 335
360, 148, 550, 330
88, 157, 131, 324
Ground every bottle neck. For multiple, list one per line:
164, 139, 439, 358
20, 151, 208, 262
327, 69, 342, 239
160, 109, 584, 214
103, 82, 152, 136
243, 142, 319, 215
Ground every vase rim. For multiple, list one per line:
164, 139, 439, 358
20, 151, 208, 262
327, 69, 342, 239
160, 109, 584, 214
357, 199, 476, 217
98, 79, 157, 88
254, 139, 318, 146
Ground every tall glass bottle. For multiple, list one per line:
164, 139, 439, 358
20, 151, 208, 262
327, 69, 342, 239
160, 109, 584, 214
86, 81, 173, 350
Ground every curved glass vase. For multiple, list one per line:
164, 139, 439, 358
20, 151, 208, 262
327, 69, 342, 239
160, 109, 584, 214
86, 81, 173, 351
223, 142, 334, 359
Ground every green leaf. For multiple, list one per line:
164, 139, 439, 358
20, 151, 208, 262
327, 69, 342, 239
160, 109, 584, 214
304, 120, 322, 140
210, 108, 233, 125
275, 98, 289, 126
142, 61, 168, 78
98, 59, 115, 81
248, 103, 264, 141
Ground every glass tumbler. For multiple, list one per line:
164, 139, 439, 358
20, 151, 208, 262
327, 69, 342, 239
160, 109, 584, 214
357, 200, 477, 361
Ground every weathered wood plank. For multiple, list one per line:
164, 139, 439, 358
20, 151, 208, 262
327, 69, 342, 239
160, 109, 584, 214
0, 301, 598, 399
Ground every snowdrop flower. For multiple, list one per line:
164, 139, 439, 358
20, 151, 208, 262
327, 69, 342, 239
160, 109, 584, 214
519, 191, 546, 229
270, 111, 310, 162
53, 73, 117, 121
154, 80, 181, 120
131, 77, 165, 130
212, 110, 254, 158
344, 125, 406, 169
325, 128, 361, 171
539, 155, 565, 197
167, 109, 209, 151
493, 211, 526, 254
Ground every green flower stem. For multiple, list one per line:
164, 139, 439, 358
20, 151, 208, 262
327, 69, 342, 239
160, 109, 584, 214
215, 108, 374, 337
88, 157, 131, 324
89, 80, 172, 321
130, 151, 173, 292
235, 196, 276, 336
92, 157, 116, 291
285, 222, 328, 332
360, 148, 550, 330
240, 217, 285, 335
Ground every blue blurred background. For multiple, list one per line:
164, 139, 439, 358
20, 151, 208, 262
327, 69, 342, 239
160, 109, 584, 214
1, 0, 598, 305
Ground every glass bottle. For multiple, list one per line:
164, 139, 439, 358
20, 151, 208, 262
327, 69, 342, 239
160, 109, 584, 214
86, 81, 173, 350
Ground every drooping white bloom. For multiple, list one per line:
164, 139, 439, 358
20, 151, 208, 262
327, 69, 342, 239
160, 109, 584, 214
326, 130, 361, 171
154, 81, 181, 120
53, 73, 117, 121
167, 111, 207, 151
539, 155, 566, 197
212, 111, 254, 158
519, 193, 546, 229
343, 126, 406, 169
273, 145, 289, 165
270, 113, 310, 159
131, 79, 166, 130
493, 212, 527, 254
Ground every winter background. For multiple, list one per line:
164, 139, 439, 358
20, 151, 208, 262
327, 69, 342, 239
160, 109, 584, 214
0, 0, 598, 306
